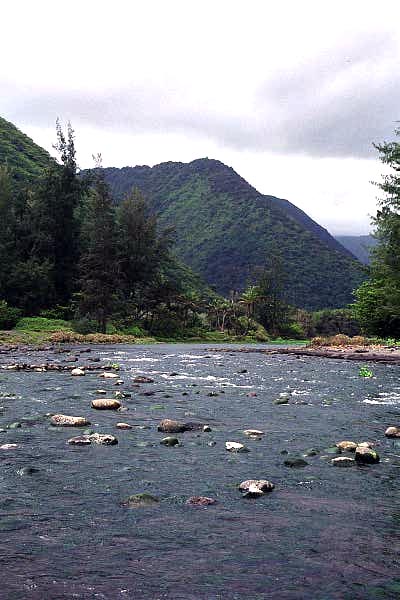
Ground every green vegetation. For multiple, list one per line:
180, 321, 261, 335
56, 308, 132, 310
359, 367, 373, 378
352, 126, 400, 337
0, 116, 53, 185
96, 158, 364, 310
0, 116, 367, 344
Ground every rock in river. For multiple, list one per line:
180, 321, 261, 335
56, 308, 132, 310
160, 436, 180, 446
91, 398, 121, 410
121, 493, 159, 509
239, 480, 275, 494
71, 368, 85, 376
51, 414, 90, 427
284, 457, 308, 468
243, 429, 264, 436
67, 436, 93, 446
133, 376, 154, 383
331, 457, 355, 467
157, 419, 189, 433
225, 441, 249, 453
385, 426, 400, 438
336, 441, 357, 452
186, 496, 217, 506
116, 422, 132, 430
89, 433, 118, 445
355, 445, 380, 464
99, 372, 118, 379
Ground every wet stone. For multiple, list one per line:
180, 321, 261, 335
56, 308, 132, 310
239, 479, 275, 493
186, 496, 217, 506
16, 466, 40, 476
160, 436, 180, 446
116, 422, 133, 430
50, 414, 90, 427
385, 426, 400, 438
71, 368, 85, 376
68, 436, 92, 446
91, 398, 121, 410
7, 422, 22, 429
284, 457, 308, 468
336, 441, 358, 452
355, 445, 380, 464
157, 419, 188, 433
331, 457, 356, 467
274, 397, 289, 405
133, 376, 154, 384
121, 493, 159, 509
225, 441, 249, 453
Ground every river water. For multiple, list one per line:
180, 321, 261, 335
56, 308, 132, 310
0, 343, 399, 599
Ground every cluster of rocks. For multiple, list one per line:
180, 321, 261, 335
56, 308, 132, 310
331, 440, 380, 467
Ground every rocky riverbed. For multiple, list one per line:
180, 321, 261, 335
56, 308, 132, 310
0, 342, 399, 599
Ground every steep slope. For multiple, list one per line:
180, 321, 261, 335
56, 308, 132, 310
335, 235, 377, 265
0, 116, 53, 184
98, 158, 364, 310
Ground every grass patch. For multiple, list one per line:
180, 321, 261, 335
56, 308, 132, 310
15, 317, 72, 332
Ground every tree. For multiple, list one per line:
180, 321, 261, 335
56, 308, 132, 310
78, 168, 119, 332
31, 120, 84, 307
353, 127, 400, 336
255, 252, 291, 335
117, 187, 173, 314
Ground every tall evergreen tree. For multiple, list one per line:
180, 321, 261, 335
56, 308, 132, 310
117, 187, 173, 312
31, 120, 84, 307
353, 127, 400, 336
78, 168, 119, 332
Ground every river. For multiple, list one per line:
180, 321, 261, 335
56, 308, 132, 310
0, 343, 399, 599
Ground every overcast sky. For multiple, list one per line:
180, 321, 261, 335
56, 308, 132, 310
2, 0, 400, 234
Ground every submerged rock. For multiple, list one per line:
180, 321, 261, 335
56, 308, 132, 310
133, 376, 154, 384
243, 429, 264, 436
7, 422, 22, 429
225, 441, 249, 453
96, 389, 107, 394
303, 448, 319, 457
67, 436, 92, 446
157, 419, 188, 433
336, 441, 357, 452
100, 372, 118, 379
17, 466, 40, 476
160, 436, 180, 446
121, 493, 159, 509
186, 496, 217, 506
0, 444, 18, 450
203, 425, 212, 432
71, 368, 85, 376
355, 445, 380, 464
284, 457, 308, 468
50, 414, 90, 427
331, 457, 356, 467
274, 397, 289, 405
91, 398, 121, 410
385, 426, 400, 438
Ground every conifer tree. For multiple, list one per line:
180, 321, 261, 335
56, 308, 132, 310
78, 165, 119, 332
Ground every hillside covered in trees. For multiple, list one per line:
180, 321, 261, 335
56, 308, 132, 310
335, 234, 377, 265
0, 116, 53, 185
95, 159, 364, 310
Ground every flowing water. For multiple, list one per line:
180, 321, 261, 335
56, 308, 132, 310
0, 343, 399, 599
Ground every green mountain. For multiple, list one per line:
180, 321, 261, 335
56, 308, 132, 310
0, 116, 53, 184
335, 235, 377, 265
97, 159, 364, 310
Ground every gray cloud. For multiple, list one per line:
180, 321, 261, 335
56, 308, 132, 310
2, 33, 399, 159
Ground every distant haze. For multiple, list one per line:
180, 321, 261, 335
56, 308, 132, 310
1, 0, 399, 234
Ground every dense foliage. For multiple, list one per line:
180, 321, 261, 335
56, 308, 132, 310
353, 128, 400, 337
0, 116, 53, 185
93, 158, 364, 310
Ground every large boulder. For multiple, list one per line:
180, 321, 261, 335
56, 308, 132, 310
157, 419, 189, 433
91, 399, 121, 410
336, 441, 357, 452
51, 414, 90, 427
239, 480, 274, 493
385, 426, 400, 438
355, 445, 380, 464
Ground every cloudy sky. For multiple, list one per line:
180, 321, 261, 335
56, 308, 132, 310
2, 0, 400, 234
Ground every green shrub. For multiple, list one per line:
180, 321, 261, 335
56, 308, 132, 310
72, 318, 99, 335
0, 301, 22, 330
15, 317, 71, 332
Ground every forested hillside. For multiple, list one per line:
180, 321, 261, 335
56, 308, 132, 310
96, 159, 364, 310
335, 235, 377, 265
0, 116, 53, 184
